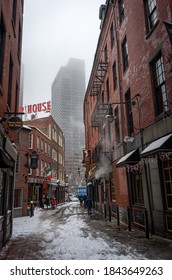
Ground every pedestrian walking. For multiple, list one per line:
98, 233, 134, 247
51, 196, 57, 210
83, 195, 87, 208
45, 195, 49, 209
85, 197, 92, 215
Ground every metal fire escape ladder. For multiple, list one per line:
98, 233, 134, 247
91, 102, 109, 127
90, 61, 108, 96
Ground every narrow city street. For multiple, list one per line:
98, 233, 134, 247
0, 201, 172, 260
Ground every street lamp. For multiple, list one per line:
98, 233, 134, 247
104, 93, 141, 123
105, 105, 115, 123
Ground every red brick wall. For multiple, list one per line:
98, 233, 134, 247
84, 0, 172, 212
0, 0, 24, 144
15, 127, 30, 216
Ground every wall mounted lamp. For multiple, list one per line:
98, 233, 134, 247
103, 93, 140, 122
105, 105, 115, 122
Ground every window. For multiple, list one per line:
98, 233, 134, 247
28, 133, 33, 149
0, 13, 5, 91
7, 55, 13, 109
151, 53, 168, 116
162, 160, 172, 210
14, 189, 22, 208
131, 171, 144, 205
106, 79, 110, 102
114, 107, 120, 144
144, 0, 158, 33
41, 139, 44, 152
118, 0, 125, 24
17, 131, 21, 144
122, 36, 128, 72
104, 44, 108, 63
36, 160, 39, 176
110, 22, 115, 47
37, 136, 40, 150
16, 154, 19, 173
48, 144, 51, 157
125, 89, 134, 136
45, 142, 47, 154
112, 61, 117, 90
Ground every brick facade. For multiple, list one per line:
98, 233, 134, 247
24, 115, 65, 182
84, 0, 172, 237
0, 0, 24, 248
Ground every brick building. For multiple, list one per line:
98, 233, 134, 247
84, 0, 172, 237
14, 125, 31, 217
24, 115, 66, 204
22, 125, 53, 207
24, 115, 65, 182
0, 0, 24, 248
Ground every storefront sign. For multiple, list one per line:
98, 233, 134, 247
83, 149, 91, 165
7, 116, 23, 131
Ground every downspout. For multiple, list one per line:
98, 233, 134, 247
111, 0, 125, 148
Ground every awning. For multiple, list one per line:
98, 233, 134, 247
116, 149, 140, 167
141, 133, 172, 157
0, 148, 14, 168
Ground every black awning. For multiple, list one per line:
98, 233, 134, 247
116, 149, 140, 167
0, 148, 14, 168
141, 133, 172, 158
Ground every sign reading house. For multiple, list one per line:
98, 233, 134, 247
7, 116, 23, 131
20, 101, 51, 114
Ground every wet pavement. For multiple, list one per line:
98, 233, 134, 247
0, 201, 172, 260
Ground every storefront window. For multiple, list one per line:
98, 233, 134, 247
131, 171, 144, 205
14, 189, 22, 208
0, 171, 6, 215
162, 160, 172, 210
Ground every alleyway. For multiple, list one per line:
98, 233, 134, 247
0, 201, 172, 260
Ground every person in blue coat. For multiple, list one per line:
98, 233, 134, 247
85, 197, 92, 215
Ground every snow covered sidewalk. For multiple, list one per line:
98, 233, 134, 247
0, 202, 172, 260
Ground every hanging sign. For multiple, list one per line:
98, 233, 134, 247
7, 116, 23, 131
83, 149, 91, 165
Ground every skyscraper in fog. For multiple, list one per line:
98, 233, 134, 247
51, 58, 85, 187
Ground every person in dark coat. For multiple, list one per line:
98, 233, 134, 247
45, 195, 49, 209
85, 197, 92, 215
83, 195, 87, 208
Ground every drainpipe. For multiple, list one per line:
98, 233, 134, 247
111, 1, 125, 147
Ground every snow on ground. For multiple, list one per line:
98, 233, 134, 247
12, 202, 144, 260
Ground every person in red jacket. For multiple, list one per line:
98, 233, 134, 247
51, 196, 57, 209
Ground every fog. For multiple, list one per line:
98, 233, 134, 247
21, 0, 104, 107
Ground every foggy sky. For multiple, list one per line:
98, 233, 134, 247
22, 0, 104, 106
